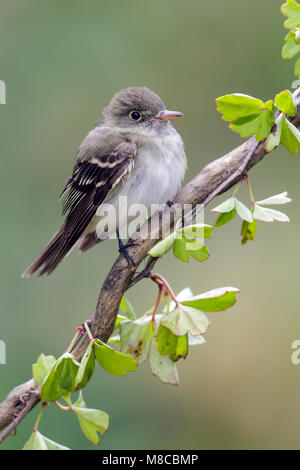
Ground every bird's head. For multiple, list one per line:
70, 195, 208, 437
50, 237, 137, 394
102, 87, 183, 133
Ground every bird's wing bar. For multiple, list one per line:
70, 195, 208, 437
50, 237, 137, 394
22, 141, 137, 277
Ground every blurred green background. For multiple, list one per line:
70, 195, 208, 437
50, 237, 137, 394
1, 0, 300, 450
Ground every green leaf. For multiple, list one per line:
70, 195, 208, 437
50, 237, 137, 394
120, 295, 136, 320
256, 191, 292, 205
253, 204, 290, 222
181, 287, 240, 312
275, 90, 297, 116
281, 0, 300, 29
234, 198, 253, 223
173, 236, 209, 263
161, 305, 210, 337
180, 224, 213, 239
214, 208, 237, 227
75, 342, 95, 390
212, 197, 235, 213
157, 325, 188, 362
32, 353, 56, 387
120, 317, 153, 365
114, 314, 128, 330
265, 113, 283, 152
149, 338, 179, 385
147, 231, 176, 258
94, 339, 137, 376
282, 37, 300, 59
73, 392, 109, 445
229, 108, 274, 141
295, 56, 300, 76
216, 94, 264, 121
241, 219, 257, 245
40, 353, 80, 402
23, 431, 70, 450
280, 116, 300, 155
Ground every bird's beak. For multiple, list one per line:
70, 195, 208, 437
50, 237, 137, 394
156, 110, 183, 122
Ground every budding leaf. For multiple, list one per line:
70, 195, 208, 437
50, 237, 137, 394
214, 208, 237, 227
280, 116, 300, 155
40, 353, 80, 402
173, 236, 209, 263
281, 0, 300, 30
120, 295, 136, 320
157, 325, 188, 362
148, 232, 176, 258
181, 287, 240, 312
256, 191, 292, 205
161, 305, 210, 337
23, 431, 70, 450
275, 90, 297, 116
32, 353, 56, 387
265, 114, 283, 152
149, 338, 179, 385
120, 317, 153, 365
73, 392, 109, 445
253, 204, 290, 222
241, 219, 257, 245
94, 339, 137, 376
75, 342, 95, 391
212, 197, 252, 223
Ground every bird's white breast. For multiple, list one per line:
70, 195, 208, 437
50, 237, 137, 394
93, 127, 187, 238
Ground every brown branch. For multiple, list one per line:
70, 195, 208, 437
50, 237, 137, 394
1, 88, 300, 444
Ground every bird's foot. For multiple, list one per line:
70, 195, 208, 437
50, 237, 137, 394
116, 230, 137, 266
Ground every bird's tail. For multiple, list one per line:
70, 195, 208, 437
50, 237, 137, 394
22, 224, 77, 277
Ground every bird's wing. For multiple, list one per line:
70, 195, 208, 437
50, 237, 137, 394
22, 140, 137, 277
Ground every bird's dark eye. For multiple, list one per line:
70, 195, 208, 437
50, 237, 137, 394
129, 110, 142, 121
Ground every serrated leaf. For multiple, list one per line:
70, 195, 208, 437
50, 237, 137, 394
241, 219, 257, 245
180, 224, 213, 239
234, 198, 253, 223
120, 295, 136, 320
161, 305, 210, 337
281, 0, 300, 29
120, 317, 153, 365
280, 116, 300, 155
265, 113, 283, 152
216, 94, 264, 121
94, 339, 137, 376
253, 204, 290, 222
256, 191, 292, 205
32, 353, 56, 387
282, 37, 300, 59
214, 208, 237, 227
230, 108, 274, 141
275, 90, 297, 116
75, 342, 95, 390
147, 231, 176, 258
149, 338, 179, 385
23, 431, 70, 450
181, 287, 240, 312
157, 325, 188, 362
73, 392, 109, 445
173, 236, 209, 263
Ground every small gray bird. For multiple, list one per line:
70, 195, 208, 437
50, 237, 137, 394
23, 87, 186, 277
